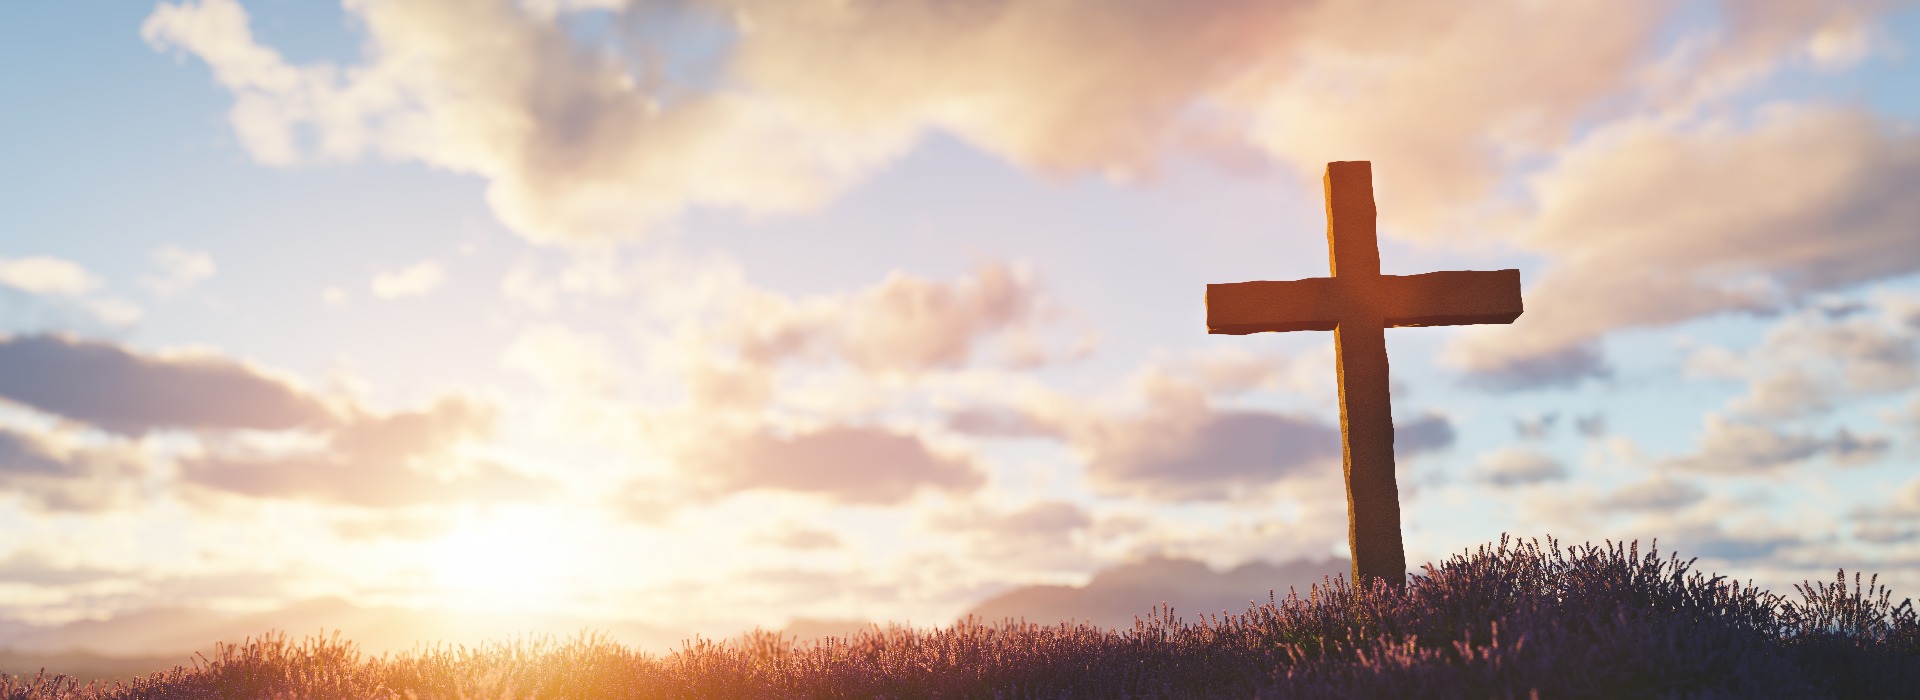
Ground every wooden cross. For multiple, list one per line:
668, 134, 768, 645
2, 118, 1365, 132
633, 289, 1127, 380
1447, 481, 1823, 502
1206, 161, 1523, 589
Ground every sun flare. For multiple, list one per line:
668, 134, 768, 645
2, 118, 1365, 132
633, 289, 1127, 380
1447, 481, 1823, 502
424, 508, 580, 612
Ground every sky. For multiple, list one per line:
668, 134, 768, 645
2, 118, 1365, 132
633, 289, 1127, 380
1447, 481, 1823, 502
1, 0, 1919, 648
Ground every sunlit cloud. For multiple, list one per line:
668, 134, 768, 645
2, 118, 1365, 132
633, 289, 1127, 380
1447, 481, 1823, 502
145, 0, 1898, 248
500, 325, 621, 394
1663, 413, 1889, 474
0, 426, 152, 512
1449, 106, 1920, 386
369, 260, 446, 299
1472, 446, 1569, 488
0, 256, 99, 296
0, 256, 140, 327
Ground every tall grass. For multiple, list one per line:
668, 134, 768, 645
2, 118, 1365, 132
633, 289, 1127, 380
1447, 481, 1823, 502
6, 535, 1917, 698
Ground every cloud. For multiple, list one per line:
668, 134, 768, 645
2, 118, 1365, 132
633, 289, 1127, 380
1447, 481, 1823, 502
927, 500, 1093, 567
181, 396, 545, 506
0, 334, 336, 435
140, 247, 217, 297
759, 528, 842, 551
1849, 476, 1920, 543
0, 426, 150, 512
1450, 105, 1920, 384
1396, 412, 1458, 455
500, 325, 620, 393
0, 550, 127, 587
1686, 298, 1920, 420
146, 0, 1886, 246
711, 262, 1058, 374
369, 261, 446, 299
1514, 412, 1558, 440
0, 334, 538, 508
0, 256, 98, 296
1574, 413, 1608, 438
680, 425, 982, 505
144, 0, 915, 243
985, 348, 1459, 502
1473, 446, 1568, 487
1664, 413, 1889, 474
1596, 476, 1707, 511
0, 256, 140, 327
944, 407, 1058, 438
1080, 409, 1340, 501
1078, 407, 1454, 502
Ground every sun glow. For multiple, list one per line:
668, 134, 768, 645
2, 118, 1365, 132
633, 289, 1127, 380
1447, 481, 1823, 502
424, 507, 582, 613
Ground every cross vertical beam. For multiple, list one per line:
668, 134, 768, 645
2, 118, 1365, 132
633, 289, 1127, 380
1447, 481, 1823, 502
1204, 161, 1524, 591
1325, 162, 1406, 588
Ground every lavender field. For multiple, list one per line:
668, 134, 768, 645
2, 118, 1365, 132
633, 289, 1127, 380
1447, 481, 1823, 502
0, 536, 1913, 699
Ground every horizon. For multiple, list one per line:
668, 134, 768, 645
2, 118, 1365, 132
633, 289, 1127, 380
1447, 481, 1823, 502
3, 0, 1920, 660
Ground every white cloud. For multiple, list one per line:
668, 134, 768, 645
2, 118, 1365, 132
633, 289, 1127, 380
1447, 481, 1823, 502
369, 261, 445, 299
140, 247, 217, 296
1473, 446, 1568, 487
0, 256, 99, 296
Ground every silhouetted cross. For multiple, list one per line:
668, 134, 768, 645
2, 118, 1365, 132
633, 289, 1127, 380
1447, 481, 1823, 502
1206, 161, 1523, 589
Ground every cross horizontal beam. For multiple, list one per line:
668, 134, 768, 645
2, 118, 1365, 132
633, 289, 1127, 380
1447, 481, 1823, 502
1205, 269, 1522, 335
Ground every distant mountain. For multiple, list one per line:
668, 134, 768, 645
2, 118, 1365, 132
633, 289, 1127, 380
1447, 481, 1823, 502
965, 556, 1351, 630
0, 597, 688, 683
0, 559, 1355, 683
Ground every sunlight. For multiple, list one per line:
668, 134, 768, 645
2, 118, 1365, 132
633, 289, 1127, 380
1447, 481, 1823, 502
425, 507, 579, 613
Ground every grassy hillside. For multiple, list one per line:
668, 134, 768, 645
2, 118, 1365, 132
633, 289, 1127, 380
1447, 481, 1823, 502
4, 536, 1916, 698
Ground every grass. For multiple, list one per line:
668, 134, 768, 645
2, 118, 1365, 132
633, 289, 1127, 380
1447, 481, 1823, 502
4, 535, 1917, 698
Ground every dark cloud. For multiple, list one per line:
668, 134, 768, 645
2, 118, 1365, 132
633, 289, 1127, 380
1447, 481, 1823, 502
1662, 525, 1805, 563
182, 397, 546, 507
0, 334, 335, 435
1395, 413, 1456, 456
1462, 342, 1611, 392
945, 407, 1058, 438
0, 335, 546, 509
0, 426, 148, 512
1084, 410, 1340, 501
1514, 412, 1558, 440
1574, 413, 1607, 438
1084, 409, 1455, 501
185, 455, 543, 508
689, 426, 983, 504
